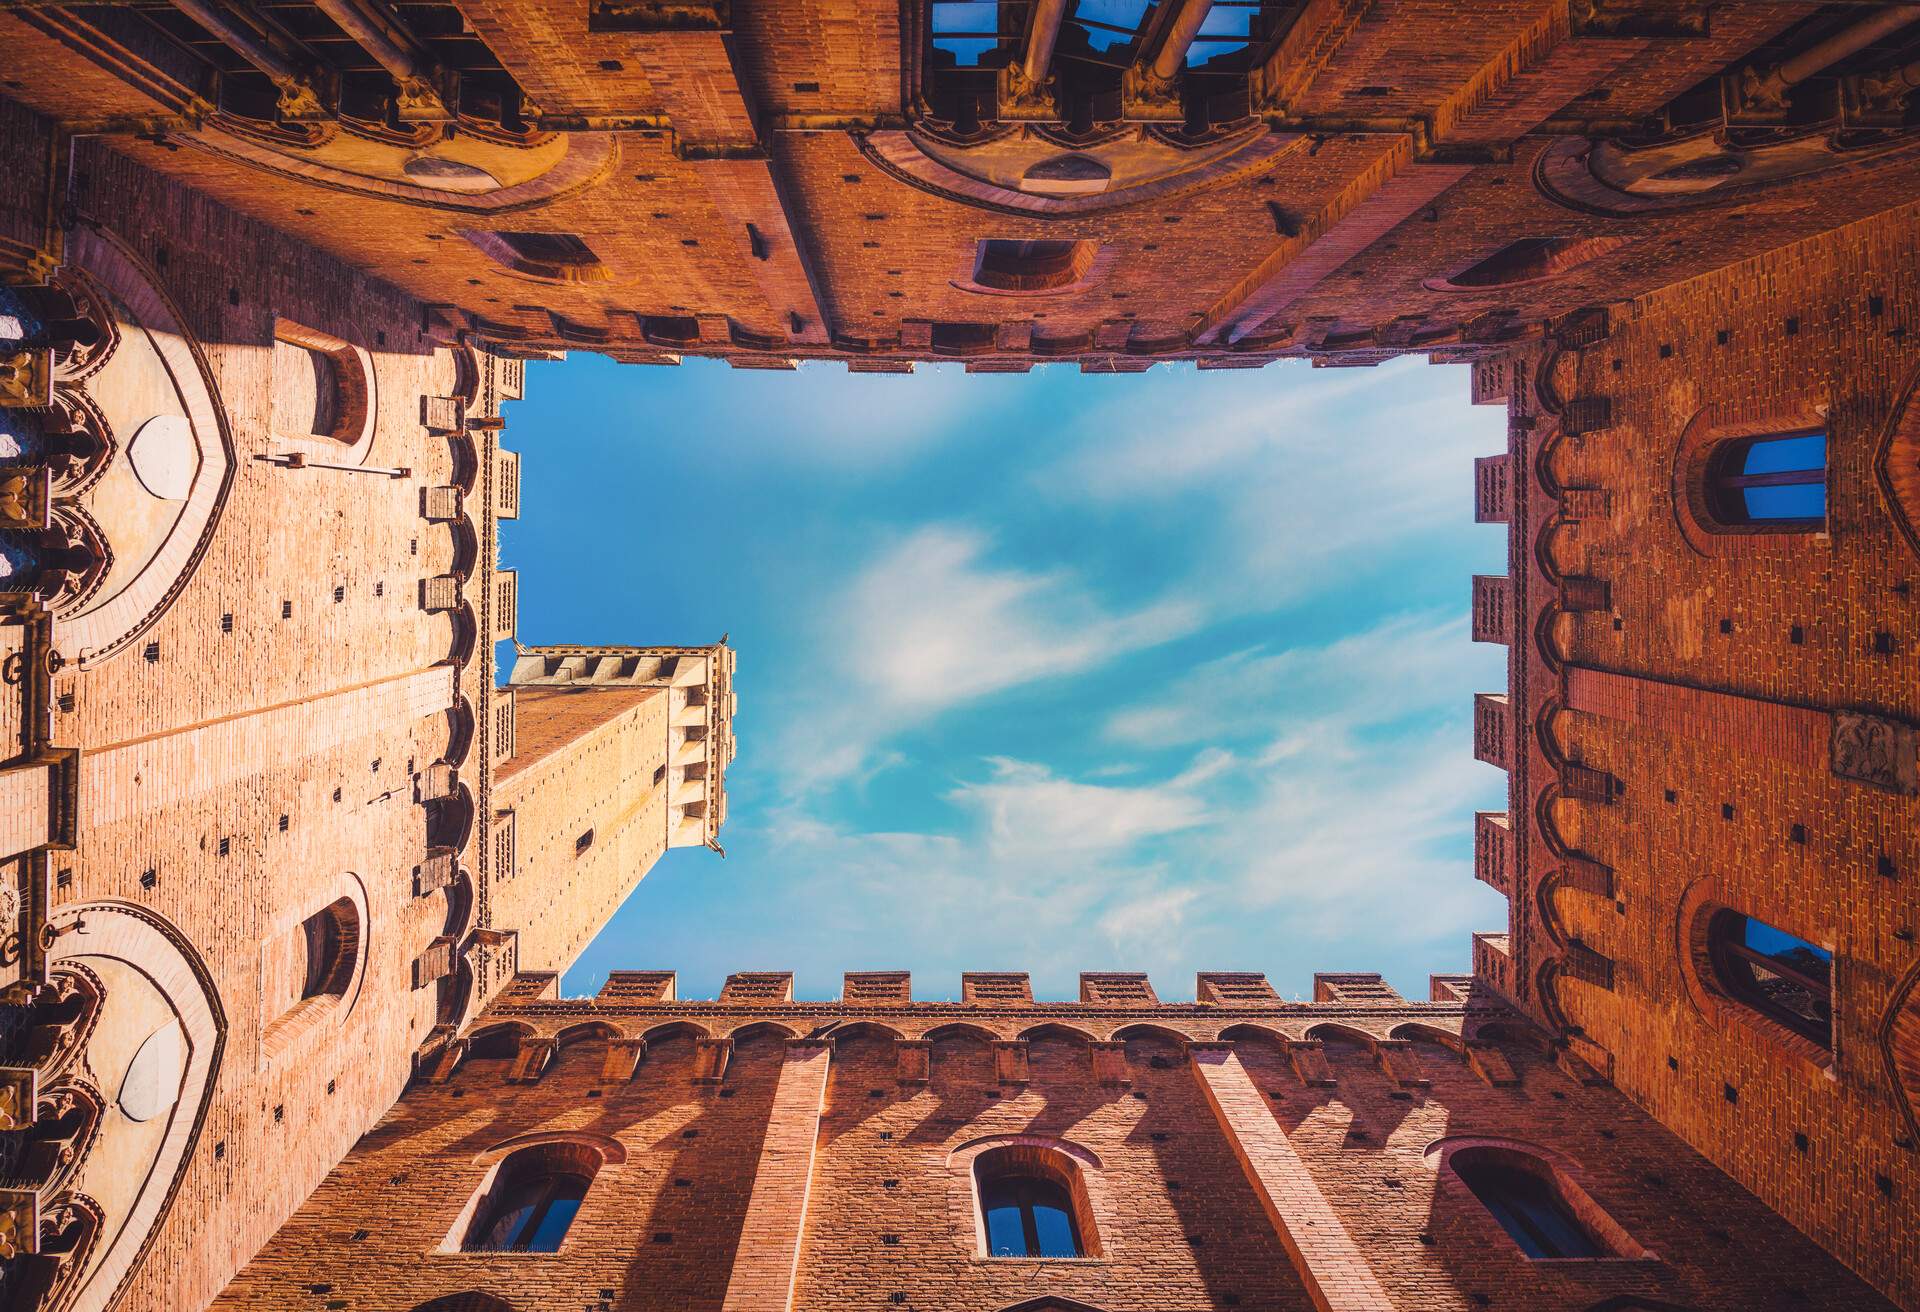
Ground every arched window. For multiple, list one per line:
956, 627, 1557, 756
973, 1146, 1090, 1258
1433, 236, 1631, 289
270, 320, 372, 444
1704, 433, 1826, 530
463, 1147, 594, 1252
262, 895, 361, 1057
972, 239, 1099, 293
1453, 1154, 1604, 1259
1708, 911, 1832, 1048
460, 230, 608, 283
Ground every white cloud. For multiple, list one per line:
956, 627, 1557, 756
563, 360, 1513, 1001
844, 525, 1199, 714
1055, 361, 1413, 499
1105, 610, 1493, 747
947, 756, 1213, 860
1039, 361, 1506, 612
768, 524, 1202, 796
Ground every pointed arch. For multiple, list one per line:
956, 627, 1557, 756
924, 1022, 1001, 1045
554, 1021, 625, 1049
1108, 1022, 1196, 1046
1390, 1022, 1467, 1055
1302, 1021, 1384, 1049
822, 1019, 907, 1044
630, 1019, 706, 1042
1217, 1022, 1295, 1049
465, 1021, 535, 1060
410, 1296, 519, 1312
724, 1020, 800, 1043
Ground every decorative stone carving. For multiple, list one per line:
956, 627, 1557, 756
23, 1082, 101, 1189
995, 62, 1058, 122
1831, 712, 1918, 794
22, 970, 101, 1075
15, 1193, 101, 1310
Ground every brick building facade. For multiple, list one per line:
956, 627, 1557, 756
2, 2, 1919, 1310
211, 969, 1899, 1312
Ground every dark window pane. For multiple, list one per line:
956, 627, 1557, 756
1071, 0, 1152, 50
1742, 433, 1826, 476
1711, 912, 1833, 1047
1706, 433, 1826, 528
1189, 3, 1254, 64
468, 1168, 591, 1252
935, 36, 998, 65
523, 1192, 582, 1252
984, 1199, 1028, 1256
1743, 482, 1825, 521
499, 232, 595, 266
472, 1198, 533, 1251
1744, 919, 1832, 969
1459, 1162, 1601, 1259
1030, 1200, 1079, 1257
932, 0, 998, 31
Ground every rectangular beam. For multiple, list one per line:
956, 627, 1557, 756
1190, 1044, 1394, 1312
721, 1038, 833, 1312
1196, 142, 1470, 344
1565, 666, 1827, 769
80, 666, 454, 823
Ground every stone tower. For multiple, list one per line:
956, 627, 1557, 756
493, 643, 737, 975
0, 136, 736, 1311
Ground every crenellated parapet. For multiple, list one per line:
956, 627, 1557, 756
432, 967, 1530, 1093
507, 640, 736, 850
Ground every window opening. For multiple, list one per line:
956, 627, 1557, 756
1706, 433, 1827, 528
1454, 1159, 1603, 1259
979, 1174, 1082, 1257
464, 1162, 591, 1252
1709, 911, 1833, 1047
461, 231, 609, 282
932, 0, 1002, 67
973, 238, 1098, 292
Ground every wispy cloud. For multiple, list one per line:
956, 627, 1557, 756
948, 755, 1214, 860
769, 524, 1202, 795
1040, 361, 1502, 611
1104, 611, 1488, 747
537, 358, 1512, 1002
843, 525, 1200, 713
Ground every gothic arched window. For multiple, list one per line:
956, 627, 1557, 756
262, 893, 362, 1058
1452, 1153, 1604, 1259
974, 1146, 1090, 1258
463, 1147, 594, 1252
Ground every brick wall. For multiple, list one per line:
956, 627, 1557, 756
214, 983, 1893, 1312
4, 4, 1916, 370
1477, 196, 1920, 1308
492, 688, 672, 976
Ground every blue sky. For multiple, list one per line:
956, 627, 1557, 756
500, 353, 1510, 1004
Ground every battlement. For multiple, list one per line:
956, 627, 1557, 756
507, 640, 736, 848
420, 966, 1527, 1096
454, 969, 1509, 1047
